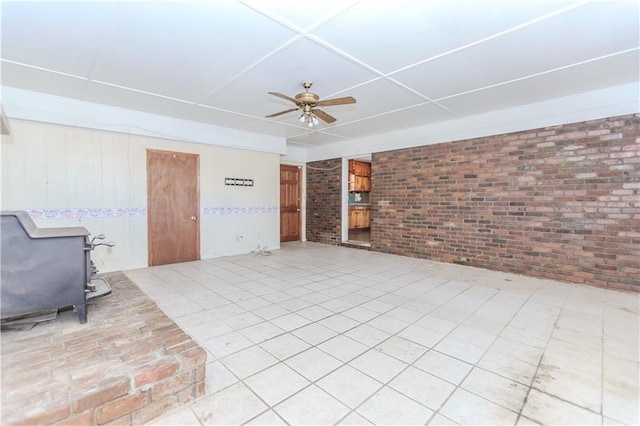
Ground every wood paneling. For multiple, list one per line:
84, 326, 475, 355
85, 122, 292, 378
1, 119, 281, 272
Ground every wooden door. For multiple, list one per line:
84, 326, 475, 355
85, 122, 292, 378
147, 149, 200, 266
280, 164, 301, 242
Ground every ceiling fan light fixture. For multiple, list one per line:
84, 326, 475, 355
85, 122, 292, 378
312, 115, 319, 126
299, 114, 306, 123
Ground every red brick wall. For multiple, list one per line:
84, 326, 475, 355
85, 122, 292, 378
306, 159, 342, 245
371, 114, 640, 291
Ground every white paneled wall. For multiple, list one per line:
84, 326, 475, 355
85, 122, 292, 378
1, 119, 280, 272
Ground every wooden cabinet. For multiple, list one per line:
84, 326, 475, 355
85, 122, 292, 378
348, 206, 371, 229
348, 160, 371, 230
349, 160, 371, 192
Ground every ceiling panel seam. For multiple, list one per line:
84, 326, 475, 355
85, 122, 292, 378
240, 0, 360, 34
80, 2, 124, 101
1, 60, 87, 81
184, 35, 304, 115
434, 47, 640, 103
387, 0, 590, 77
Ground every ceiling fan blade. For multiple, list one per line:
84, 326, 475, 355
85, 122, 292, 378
316, 96, 356, 107
313, 109, 337, 124
268, 92, 300, 105
265, 108, 299, 118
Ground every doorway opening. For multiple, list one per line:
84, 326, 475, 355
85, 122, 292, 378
347, 158, 371, 246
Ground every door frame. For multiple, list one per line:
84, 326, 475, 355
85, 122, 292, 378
342, 156, 372, 243
341, 158, 349, 242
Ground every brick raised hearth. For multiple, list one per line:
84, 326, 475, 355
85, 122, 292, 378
1, 272, 207, 425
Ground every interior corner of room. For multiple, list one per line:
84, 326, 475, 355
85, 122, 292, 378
1, 105, 12, 136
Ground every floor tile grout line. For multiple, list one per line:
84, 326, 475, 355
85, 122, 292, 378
514, 285, 571, 425
391, 279, 532, 423
338, 276, 530, 423
186, 275, 451, 424
195, 309, 390, 422
145, 274, 489, 421
521, 296, 609, 419
356, 272, 525, 416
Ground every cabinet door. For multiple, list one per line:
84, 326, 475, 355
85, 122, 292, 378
354, 208, 363, 228
362, 162, 371, 177
349, 208, 357, 229
364, 208, 371, 228
363, 177, 371, 192
348, 173, 355, 191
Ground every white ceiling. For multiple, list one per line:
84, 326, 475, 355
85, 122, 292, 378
1, 0, 638, 150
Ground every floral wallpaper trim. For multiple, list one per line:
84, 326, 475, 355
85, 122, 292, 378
26, 206, 279, 220
201, 206, 279, 215
27, 208, 147, 220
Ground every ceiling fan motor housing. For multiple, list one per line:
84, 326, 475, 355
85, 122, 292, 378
295, 81, 319, 105
295, 92, 319, 105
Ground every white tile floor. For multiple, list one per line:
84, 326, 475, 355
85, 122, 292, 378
125, 242, 640, 426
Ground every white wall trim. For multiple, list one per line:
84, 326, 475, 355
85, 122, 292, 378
4, 83, 637, 162
1, 87, 288, 155
280, 145, 307, 163
305, 83, 640, 162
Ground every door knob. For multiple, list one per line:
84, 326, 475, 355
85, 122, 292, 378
191, 216, 197, 221
296, 209, 300, 212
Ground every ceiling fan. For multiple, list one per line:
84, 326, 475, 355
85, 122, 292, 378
266, 81, 356, 128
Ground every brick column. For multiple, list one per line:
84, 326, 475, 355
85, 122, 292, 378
306, 158, 342, 245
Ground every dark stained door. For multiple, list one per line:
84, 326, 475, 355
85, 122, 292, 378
147, 149, 200, 266
280, 164, 301, 242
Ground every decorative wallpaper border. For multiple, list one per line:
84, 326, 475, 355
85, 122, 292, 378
26, 206, 279, 220
201, 206, 279, 215
27, 208, 147, 220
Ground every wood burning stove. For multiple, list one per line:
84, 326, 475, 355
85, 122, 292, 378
1, 211, 103, 324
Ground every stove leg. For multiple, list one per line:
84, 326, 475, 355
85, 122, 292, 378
75, 303, 87, 324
